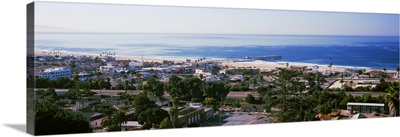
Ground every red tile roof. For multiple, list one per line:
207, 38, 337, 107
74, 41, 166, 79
370, 70, 381, 73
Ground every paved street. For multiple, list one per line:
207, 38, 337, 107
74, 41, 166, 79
55, 89, 260, 99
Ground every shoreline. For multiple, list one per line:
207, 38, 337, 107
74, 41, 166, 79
35, 50, 394, 72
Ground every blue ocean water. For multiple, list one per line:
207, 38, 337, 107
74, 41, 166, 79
35, 33, 399, 70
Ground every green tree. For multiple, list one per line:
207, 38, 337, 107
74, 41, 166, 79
143, 78, 165, 101
138, 107, 169, 129
232, 101, 241, 111
266, 69, 310, 122
245, 94, 256, 104
159, 118, 173, 129
35, 101, 90, 135
114, 110, 128, 131
210, 66, 221, 75
361, 94, 372, 103
70, 61, 77, 68
385, 83, 399, 116
204, 97, 218, 110
133, 93, 157, 119
202, 81, 230, 102
165, 75, 184, 127
181, 77, 204, 102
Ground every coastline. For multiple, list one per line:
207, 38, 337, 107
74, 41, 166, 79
35, 50, 386, 73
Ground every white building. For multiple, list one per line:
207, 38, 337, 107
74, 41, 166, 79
107, 62, 118, 67
129, 61, 144, 67
230, 75, 244, 81
39, 67, 71, 80
205, 76, 217, 82
347, 102, 384, 113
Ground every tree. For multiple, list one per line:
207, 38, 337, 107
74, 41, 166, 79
133, 93, 157, 119
64, 89, 80, 100
35, 101, 90, 135
143, 78, 165, 102
138, 107, 169, 129
181, 77, 204, 102
36, 88, 57, 100
159, 118, 173, 129
202, 81, 230, 102
384, 83, 399, 116
114, 110, 128, 131
124, 80, 129, 93
265, 69, 309, 122
204, 97, 218, 110
361, 94, 372, 103
70, 61, 77, 68
232, 101, 241, 112
210, 66, 221, 75
245, 94, 256, 104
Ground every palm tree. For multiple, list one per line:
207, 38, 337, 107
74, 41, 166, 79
250, 78, 258, 96
114, 110, 127, 131
385, 83, 399, 117
124, 80, 129, 94
168, 107, 177, 128
88, 79, 92, 89
329, 58, 332, 73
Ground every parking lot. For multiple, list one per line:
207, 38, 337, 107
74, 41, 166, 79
202, 112, 272, 127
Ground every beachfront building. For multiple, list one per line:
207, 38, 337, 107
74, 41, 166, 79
39, 67, 71, 80
225, 67, 260, 75
369, 70, 382, 78
385, 71, 398, 78
290, 65, 306, 71
347, 102, 385, 113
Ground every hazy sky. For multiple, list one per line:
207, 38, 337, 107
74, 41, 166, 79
35, 1, 400, 36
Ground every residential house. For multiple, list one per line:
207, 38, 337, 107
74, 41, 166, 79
385, 71, 398, 78
74, 111, 103, 129
205, 76, 218, 82
121, 121, 143, 131
76, 96, 101, 109
290, 65, 306, 71
369, 70, 382, 78
101, 96, 129, 105
230, 75, 244, 81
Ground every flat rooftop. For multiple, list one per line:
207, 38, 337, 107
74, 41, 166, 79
347, 102, 384, 107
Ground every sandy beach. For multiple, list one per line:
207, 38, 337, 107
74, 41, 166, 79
35, 50, 375, 73
35, 50, 187, 63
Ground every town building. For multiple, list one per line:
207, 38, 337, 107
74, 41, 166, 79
347, 102, 385, 113
129, 61, 144, 67
165, 103, 214, 127
39, 67, 71, 80
369, 70, 382, 78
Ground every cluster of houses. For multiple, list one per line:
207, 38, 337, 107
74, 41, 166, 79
315, 102, 385, 121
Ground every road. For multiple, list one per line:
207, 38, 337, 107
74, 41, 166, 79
54, 89, 385, 98
54, 89, 260, 99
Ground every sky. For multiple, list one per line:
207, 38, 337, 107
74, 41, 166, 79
35, 1, 400, 36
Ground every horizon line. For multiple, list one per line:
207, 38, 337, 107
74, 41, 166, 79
34, 31, 400, 37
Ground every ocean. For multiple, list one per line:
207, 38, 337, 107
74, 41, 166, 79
35, 33, 399, 70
